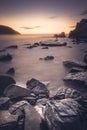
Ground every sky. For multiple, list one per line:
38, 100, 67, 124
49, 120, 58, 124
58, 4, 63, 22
0, 0, 87, 34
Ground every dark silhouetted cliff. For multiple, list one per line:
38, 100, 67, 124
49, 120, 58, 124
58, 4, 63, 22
69, 19, 87, 38
0, 25, 20, 35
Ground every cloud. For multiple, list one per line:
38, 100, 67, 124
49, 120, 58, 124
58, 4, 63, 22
80, 10, 87, 15
21, 26, 40, 29
48, 16, 57, 19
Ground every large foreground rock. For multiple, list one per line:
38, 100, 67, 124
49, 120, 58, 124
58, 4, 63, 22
26, 78, 49, 99
64, 72, 87, 86
0, 110, 18, 130
63, 60, 87, 69
53, 86, 82, 102
4, 84, 30, 101
0, 75, 16, 96
44, 98, 86, 130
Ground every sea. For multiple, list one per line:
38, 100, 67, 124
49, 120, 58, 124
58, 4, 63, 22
0, 34, 87, 95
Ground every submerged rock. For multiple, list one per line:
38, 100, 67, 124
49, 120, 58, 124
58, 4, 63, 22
44, 98, 86, 130
6, 67, 15, 75
0, 75, 16, 96
0, 110, 18, 130
64, 72, 87, 86
26, 78, 49, 99
6, 45, 18, 49
0, 97, 10, 110
63, 60, 87, 69
4, 84, 30, 101
0, 54, 12, 62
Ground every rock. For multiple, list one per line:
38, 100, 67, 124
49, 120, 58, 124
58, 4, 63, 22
40, 42, 67, 47
0, 110, 18, 130
4, 84, 30, 101
64, 72, 87, 86
23, 97, 37, 105
69, 19, 87, 39
44, 98, 86, 130
63, 60, 87, 69
69, 67, 84, 73
24, 104, 42, 130
0, 75, 16, 96
6, 67, 15, 75
0, 97, 10, 110
84, 54, 87, 63
53, 86, 82, 102
0, 53, 12, 62
26, 78, 49, 99
41, 47, 49, 49
36, 98, 49, 106
44, 56, 54, 60
6, 45, 18, 49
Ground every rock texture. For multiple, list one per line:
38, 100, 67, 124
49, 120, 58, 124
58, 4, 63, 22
0, 25, 20, 35
69, 19, 87, 38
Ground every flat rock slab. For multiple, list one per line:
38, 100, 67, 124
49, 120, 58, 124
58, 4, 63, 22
53, 86, 82, 102
44, 98, 86, 130
0, 75, 16, 96
0, 110, 18, 130
63, 60, 87, 69
24, 104, 42, 130
4, 84, 30, 101
0, 97, 10, 110
64, 72, 87, 86
26, 78, 49, 99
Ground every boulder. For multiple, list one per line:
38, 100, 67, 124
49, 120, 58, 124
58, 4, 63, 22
26, 78, 49, 99
0, 97, 10, 110
0, 54, 12, 62
0, 110, 18, 130
4, 84, 30, 101
64, 72, 87, 86
24, 104, 42, 130
0, 75, 16, 96
53, 86, 82, 102
84, 54, 87, 63
6, 67, 15, 75
44, 98, 86, 130
63, 60, 87, 69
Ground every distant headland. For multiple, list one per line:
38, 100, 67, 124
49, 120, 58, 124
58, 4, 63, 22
0, 25, 20, 35
69, 19, 87, 38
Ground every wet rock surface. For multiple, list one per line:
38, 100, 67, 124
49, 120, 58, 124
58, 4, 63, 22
26, 78, 49, 99
0, 75, 16, 96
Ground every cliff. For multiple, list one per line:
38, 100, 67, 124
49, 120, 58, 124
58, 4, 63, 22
0, 25, 20, 35
69, 19, 87, 38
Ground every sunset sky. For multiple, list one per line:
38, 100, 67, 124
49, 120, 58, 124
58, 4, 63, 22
0, 0, 87, 34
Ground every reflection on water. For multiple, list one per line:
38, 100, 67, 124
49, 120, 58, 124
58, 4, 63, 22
0, 34, 87, 95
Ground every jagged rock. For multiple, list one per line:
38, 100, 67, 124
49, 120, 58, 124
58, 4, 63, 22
24, 104, 42, 130
6, 67, 15, 75
84, 54, 87, 63
53, 86, 82, 102
63, 60, 87, 69
0, 110, 18, 130
0, 97, 10, 110
0, 75, 16, 96
26, 78, 49, 99
44, 98, 86, 130
6, 45, 18, 49
0, 54, 12, 62
4, 84, 30, 101
64, 72, 87, 86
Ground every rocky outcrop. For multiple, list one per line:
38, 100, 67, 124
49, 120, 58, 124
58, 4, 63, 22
0, 75, 16, 96
0, 25, 20, 35
69, 19, 87, 38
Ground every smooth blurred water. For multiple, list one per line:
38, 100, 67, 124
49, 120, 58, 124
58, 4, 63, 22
0, 34, 87, 95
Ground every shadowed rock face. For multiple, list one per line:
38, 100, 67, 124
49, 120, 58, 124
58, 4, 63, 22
69, 19, 87, 38
0, 25, 20, 34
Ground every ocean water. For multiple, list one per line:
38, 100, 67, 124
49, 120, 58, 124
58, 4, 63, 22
0, 34, 87, 95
